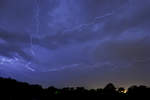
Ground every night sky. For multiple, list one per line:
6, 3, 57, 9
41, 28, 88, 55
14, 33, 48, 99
0, 0, 150, 88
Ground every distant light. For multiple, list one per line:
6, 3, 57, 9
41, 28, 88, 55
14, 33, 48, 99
123, 89, 127, 93
120, 89, 127, 94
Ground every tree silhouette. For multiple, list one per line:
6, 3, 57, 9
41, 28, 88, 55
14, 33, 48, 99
103, 83, 117, 96
0, 77, 150, 99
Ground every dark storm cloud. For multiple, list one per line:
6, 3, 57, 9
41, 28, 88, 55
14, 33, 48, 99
92, 0, 150, 64
0, 0, 150, 64
0, 0, 59, 60
40, 0, 150, 50
0, 29, 30, 44
0, 0, 35, 32
78, 0, 127, 20
0, 0, 150, 88
0, 29, 32, 61
94, 36, 150, 63
102, 0, 150, 37
0, 43, 32, 61
0, 0, 128, 54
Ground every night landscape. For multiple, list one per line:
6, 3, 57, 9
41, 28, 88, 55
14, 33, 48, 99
0, 0, 150, 98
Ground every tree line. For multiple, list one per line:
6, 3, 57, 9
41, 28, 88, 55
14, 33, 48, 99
0, 77, 149, 99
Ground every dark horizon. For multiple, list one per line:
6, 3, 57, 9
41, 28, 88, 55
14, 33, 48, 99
1, 77, 150, 99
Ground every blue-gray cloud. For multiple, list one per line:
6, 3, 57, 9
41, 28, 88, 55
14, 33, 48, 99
0, 0, 150, 88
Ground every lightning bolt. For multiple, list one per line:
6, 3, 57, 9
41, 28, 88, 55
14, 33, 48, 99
29, 0, 40, 56
35, 0, 40, 37
41, 64, 79, 72
26, 0, 41, 71
62, 3, 128, 34
63, 11, 114, 33
30, 35, 35, 56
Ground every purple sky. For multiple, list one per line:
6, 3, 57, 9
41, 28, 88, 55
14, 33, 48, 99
0, 0, 150, 88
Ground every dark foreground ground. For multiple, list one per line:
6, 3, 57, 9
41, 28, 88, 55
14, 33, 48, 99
0, 77, 150, 99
